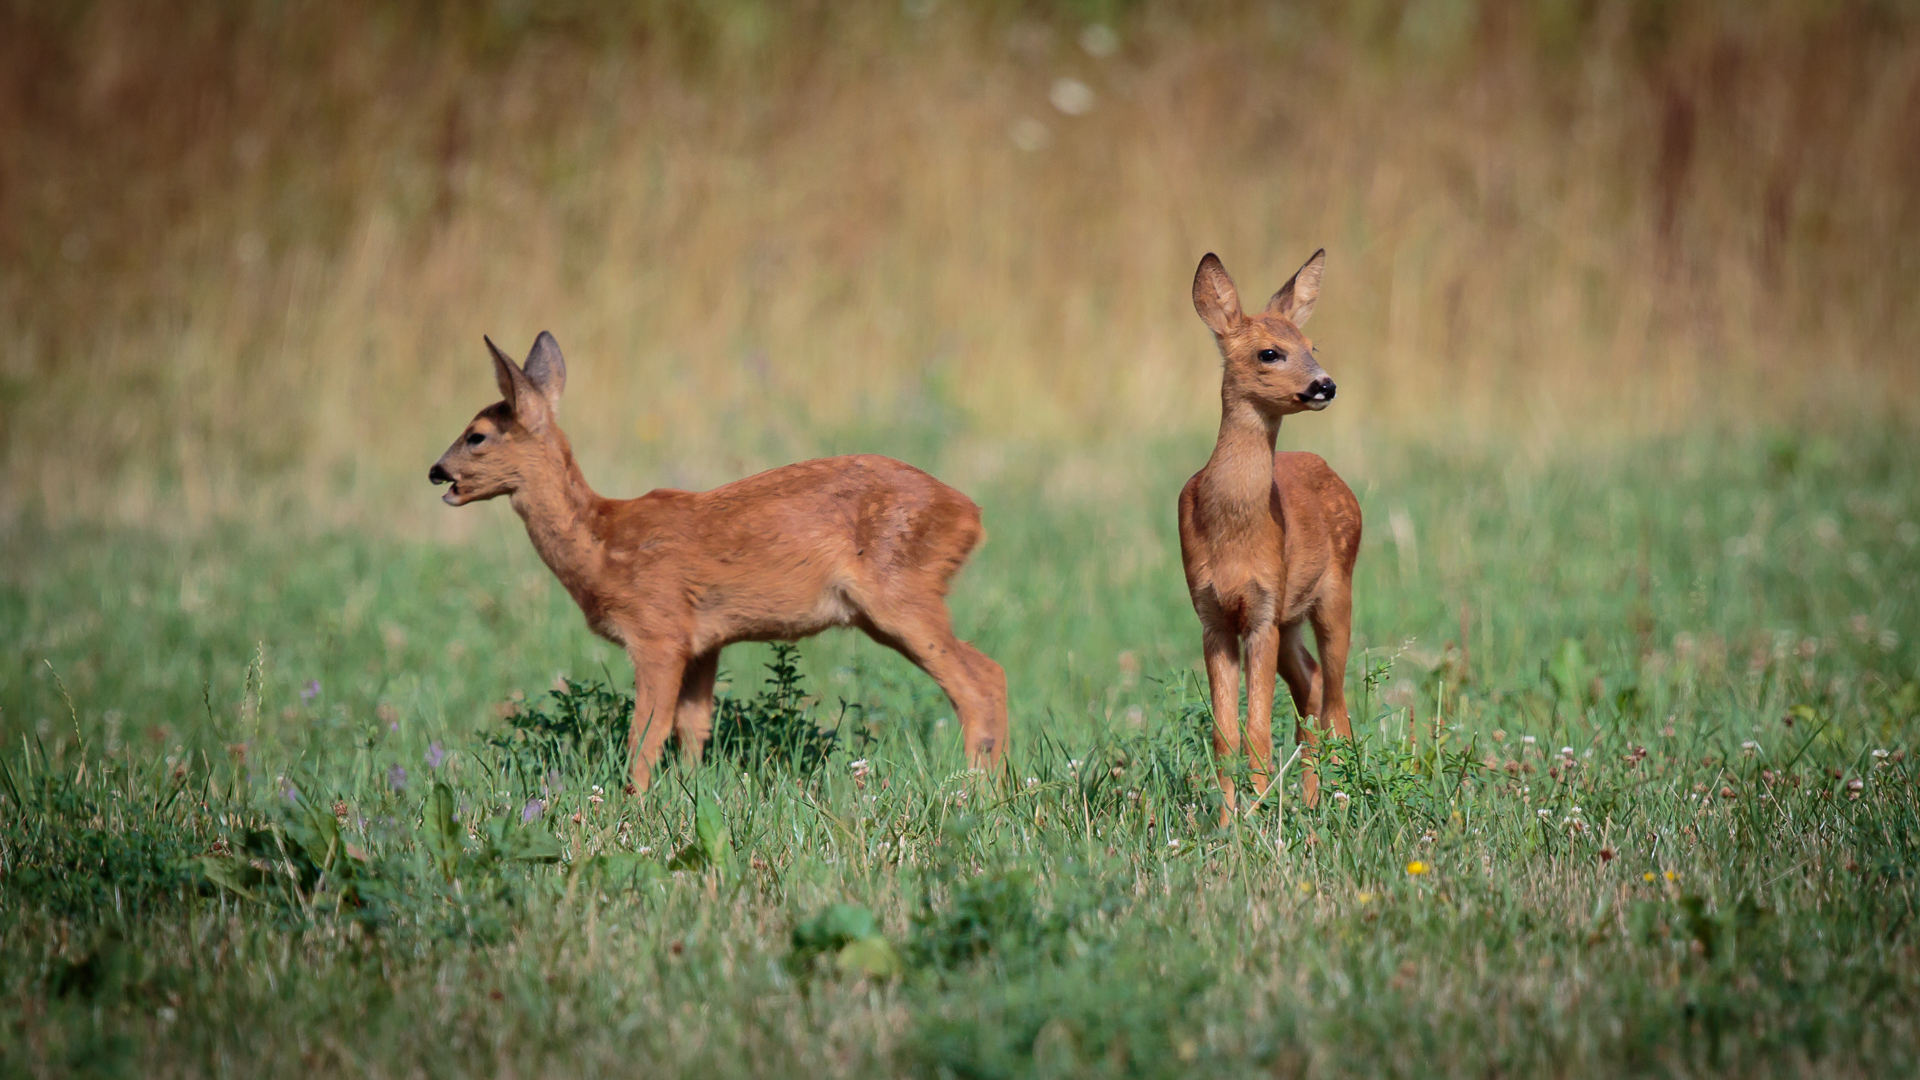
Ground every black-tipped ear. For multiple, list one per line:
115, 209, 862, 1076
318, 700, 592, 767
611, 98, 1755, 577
1192, 253, 1242, 337
522, 331, 566, 411
1266, 248, 1326, 327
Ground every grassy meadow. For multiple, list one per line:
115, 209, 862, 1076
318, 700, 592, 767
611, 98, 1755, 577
4, 1, 1920, 1077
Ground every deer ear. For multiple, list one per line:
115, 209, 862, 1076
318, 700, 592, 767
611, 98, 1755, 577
485, 335, 549, 431
487, 335, 523, 403
1266, 248, 1326, 327
1192, 253, 1243, 337
522, 331, 567, 412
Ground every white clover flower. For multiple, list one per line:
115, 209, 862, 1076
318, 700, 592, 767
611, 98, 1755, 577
1559, 746, 1574, 756
1522, 735, 1537, 745
1168, 838, 1181, 849
1872, 749, 1890, 759
1537, 808, 1554, 820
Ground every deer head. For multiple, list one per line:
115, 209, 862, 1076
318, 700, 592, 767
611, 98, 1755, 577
1191, 250, 1335, 419
429, 332, 569, 505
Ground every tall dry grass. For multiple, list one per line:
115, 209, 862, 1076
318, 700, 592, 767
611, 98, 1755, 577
2, 0, 1916, 529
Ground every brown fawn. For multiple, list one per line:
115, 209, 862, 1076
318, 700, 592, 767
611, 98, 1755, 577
1178, 250, 1362, 815
430, 333, 1009, 791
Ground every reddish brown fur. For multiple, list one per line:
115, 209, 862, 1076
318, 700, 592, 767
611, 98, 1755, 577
431, 333, 1008, 790
1178, 251, 1363, 815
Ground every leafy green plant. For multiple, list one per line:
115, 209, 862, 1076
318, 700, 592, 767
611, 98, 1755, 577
665, 792, 735, 876
2, 775, 198, 917
708, 644, 839, 779
484, 644, 838, 789
785, 903, 904, 981
483, 676, 632, 788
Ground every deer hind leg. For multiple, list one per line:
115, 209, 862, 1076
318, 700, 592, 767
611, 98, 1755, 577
625, 643, 688, 794
1311, 583, 1355, 740
1202, 623, 1244, 817
674, 649, 721, 769
857, 595, 1006, 771
1276, 619, 1326, 806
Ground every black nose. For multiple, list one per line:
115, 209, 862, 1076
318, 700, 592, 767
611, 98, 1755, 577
429, 464, 452, 485
1298, 377, 1337, 403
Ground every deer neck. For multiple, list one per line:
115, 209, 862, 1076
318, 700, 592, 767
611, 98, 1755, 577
1197, 396, 1281, 531
508, 440, 608, 593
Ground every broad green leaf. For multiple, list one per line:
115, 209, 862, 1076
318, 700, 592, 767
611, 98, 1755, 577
501, 827, 562, 863
578, 852, 662, 887
694, 795, 733, 874
424, 781, 462, 878
835, 936, 904, 980
198, 855, 262, 901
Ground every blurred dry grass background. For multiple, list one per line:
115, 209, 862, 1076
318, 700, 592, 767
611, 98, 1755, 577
2, 0, 1916, 530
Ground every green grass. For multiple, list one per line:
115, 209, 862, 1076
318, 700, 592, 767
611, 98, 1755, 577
3, 428, 1918, 1078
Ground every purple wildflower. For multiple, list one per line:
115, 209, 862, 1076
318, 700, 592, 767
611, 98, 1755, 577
301, 679, 321, 702
387, 764, 408, 790
426, 742, 445, 769
521, 798, 545, 823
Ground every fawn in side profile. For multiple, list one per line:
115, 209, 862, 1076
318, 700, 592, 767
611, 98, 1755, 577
1178, 251, 1362, 815
430, 333, 1009, 791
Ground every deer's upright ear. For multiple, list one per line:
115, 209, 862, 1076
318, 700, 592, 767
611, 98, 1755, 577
1266, 248, 1326, 327
1192, 253, 1243, 337
486, 335, 549, 431
522, 331, 567, 413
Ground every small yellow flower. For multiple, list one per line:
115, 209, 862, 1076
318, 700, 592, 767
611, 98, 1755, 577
1664, 870, 1678, 882
1406, 860, 1431, 876
1356, 891, 1375, 905
1643, 872, 1657, 883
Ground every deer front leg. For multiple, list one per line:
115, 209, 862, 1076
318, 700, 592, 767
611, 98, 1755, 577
1244, 620, 1282, 800
1202, 623, 1244, 818
626, 641, 688, 794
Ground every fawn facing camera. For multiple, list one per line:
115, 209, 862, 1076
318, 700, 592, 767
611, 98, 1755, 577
1177, 251, 1363, 816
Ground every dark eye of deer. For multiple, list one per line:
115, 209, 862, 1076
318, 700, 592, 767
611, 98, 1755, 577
466, 432, 486, 447
1258, 349, 1282, 364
